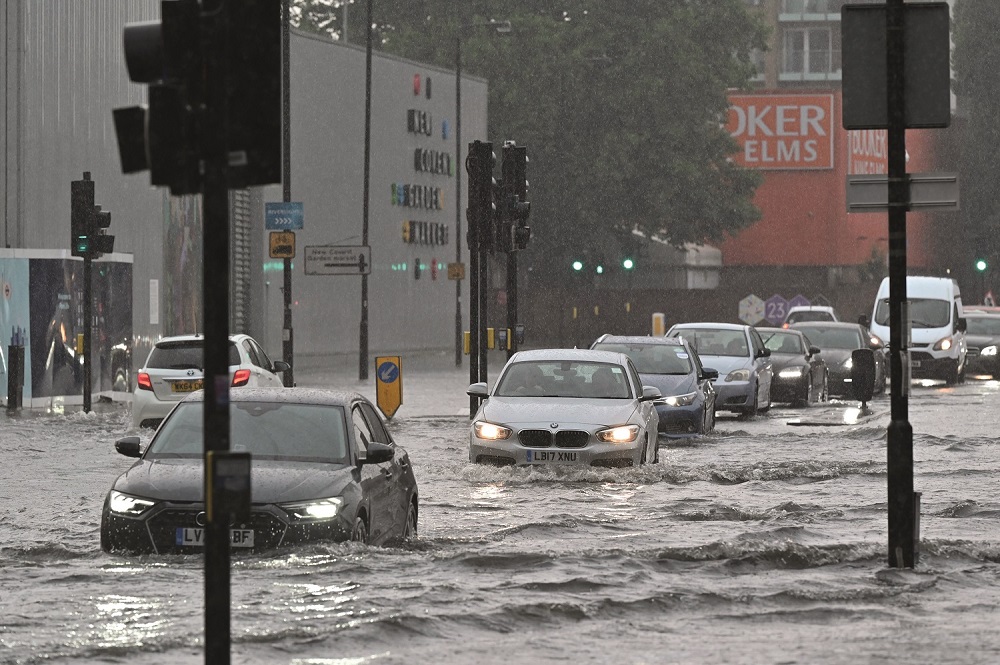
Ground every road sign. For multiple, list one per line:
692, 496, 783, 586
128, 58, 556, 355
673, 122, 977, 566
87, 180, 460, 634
375, 356, 402, 418
447, 262, 465, 280
738, 294, 765, 326
269, 231, 295, 259
841, 3, 951, 129
304, 245, 371, 275
265, 202, 304, 230
764, 295, 788, 325
846, 172, 959, 212
788, 294, 810, 309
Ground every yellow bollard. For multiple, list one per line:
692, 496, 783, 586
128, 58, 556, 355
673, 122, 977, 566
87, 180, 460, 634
463, 331, 471, 355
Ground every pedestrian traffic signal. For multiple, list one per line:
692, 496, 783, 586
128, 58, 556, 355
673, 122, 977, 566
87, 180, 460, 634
976, 259, 988, 272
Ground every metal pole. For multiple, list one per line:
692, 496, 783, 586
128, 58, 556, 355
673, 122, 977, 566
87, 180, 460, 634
468, 145, 480, 416
359, 0, 372, 381
455, 36, 463, 367
202, 1, 232, 661
281, 0, 294, 386
83, 254, 92, 412
506, 252, 517, 359
885, 0, 916, 569
478, 224, 488, 386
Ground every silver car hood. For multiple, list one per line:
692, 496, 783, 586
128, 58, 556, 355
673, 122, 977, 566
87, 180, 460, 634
481, 397, 638, 427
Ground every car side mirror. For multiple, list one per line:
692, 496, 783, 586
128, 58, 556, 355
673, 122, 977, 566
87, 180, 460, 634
272, 360, 291, 372
858, 314, 871, 327
808, 345, 821, 356
362, 441, 395, 465
701, 368, 719, 381
115, 436, 142, 458
640, 386, 662, 401
956, 317, 967, 333
757, 348, 771, 358
467, 382, 489, 398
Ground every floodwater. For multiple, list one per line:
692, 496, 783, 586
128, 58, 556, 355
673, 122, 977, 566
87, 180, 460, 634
1, 365, 999, 664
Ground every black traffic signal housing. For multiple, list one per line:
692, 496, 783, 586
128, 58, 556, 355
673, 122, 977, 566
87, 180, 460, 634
71, 174, 96, 257
91, 206, 115, 256
501, 142, 531, 251
466, 141, 496, 253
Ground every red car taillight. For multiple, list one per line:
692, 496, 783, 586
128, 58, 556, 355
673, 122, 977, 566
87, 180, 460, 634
232, 369, 251, 387
137, 372, 153, 391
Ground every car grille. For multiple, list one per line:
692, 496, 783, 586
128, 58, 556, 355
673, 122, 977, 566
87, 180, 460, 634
591, 458, 633, 468
518, 429, 552, 447
661, 420, 696, 434
555, 431, 590, 448
910, 351, 933, 363
147, 508, 287, 552
476, 454, 515, 466
967, 347, 981, 357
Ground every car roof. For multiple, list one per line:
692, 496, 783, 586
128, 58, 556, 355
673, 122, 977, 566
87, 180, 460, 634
593, 335, 685, 346
154, 333, 251, 345
180, 387, 363, 406
789, 321, 860, 330
669, 322, 748, 331
757, 327, 804, 335
509, 348, 631, 365
786, 305, 835, 312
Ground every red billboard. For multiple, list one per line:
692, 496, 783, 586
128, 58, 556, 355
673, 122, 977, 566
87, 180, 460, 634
727, 94, 835, 170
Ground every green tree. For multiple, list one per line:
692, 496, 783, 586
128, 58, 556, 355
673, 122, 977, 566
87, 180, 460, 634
294, 0, 767, 281
954, 0, 1000, 265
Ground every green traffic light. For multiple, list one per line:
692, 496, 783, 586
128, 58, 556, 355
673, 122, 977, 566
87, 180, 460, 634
596, 265, 604, 274
976, 259, 988, 272
572, 260, 583, 271
622, 258, 634, 270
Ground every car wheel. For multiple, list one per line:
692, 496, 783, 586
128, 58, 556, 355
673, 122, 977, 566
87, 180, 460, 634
653, 438, 660, 464
739, 392, 758, 420
944, 360, 960, 385
639, 437, 648, 466
797, 380, 813, 408
402, 502, 417, 540
820, 372, 830, 402
351, 515, 369, 544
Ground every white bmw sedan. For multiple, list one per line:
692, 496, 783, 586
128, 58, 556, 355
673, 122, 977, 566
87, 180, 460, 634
468, 349, 661, 468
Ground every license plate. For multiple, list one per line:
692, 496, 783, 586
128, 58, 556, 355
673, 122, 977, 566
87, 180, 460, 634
525, 450, 578, 463
175, 527, 254, 547
911, 360, 921, 368
171, 379, 204, 393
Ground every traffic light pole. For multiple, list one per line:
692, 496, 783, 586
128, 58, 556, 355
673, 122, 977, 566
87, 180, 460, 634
506, 252, 517, 359
82, 255, 92, 412
202, 1, 233, 661
281, 0, 295, 387
885, 0, 916, 569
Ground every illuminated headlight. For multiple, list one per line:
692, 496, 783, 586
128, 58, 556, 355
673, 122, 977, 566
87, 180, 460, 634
725, 369, 750, 382
108, 490, 156, 517
474, 421, 512, 440
842, 357, 854, 369
982, 345, 998, 357
596, 424, 640, 443
281, 497, 344, 521
778, 367, 807, 378
934, 336, 953, 351
662, 391, 697, 407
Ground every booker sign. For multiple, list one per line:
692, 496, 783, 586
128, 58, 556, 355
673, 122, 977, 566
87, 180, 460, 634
727, 94, 834, 170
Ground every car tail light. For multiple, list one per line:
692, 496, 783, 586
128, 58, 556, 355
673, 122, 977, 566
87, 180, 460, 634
232, 369, 252, 386
137, 372, 153, 391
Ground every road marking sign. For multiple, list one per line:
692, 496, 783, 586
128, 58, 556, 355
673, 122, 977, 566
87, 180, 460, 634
269, 231, 295, 259
265, 202, 304, 230
375, 356, 402, 418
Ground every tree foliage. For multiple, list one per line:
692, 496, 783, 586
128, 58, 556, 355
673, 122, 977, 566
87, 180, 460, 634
293, 0, 768, 278
953, 0, 1000, 262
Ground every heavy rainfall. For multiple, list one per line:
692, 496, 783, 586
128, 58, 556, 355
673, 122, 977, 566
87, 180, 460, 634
2, 1, 1000, 664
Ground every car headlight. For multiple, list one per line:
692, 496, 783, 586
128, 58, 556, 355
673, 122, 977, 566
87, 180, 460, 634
982, 345, 998, 357
725, 369, 750, 382
474, 421, 512, 440
778, 367, 807, 378
280, 497, 344, 521
108, 490, 156, 517
842, 357, 853, 369
661, 391, 697, 407
596, 424, 640, 443
934, 336, 953, 351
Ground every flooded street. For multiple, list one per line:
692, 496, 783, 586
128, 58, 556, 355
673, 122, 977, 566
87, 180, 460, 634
2, 364, 999, 664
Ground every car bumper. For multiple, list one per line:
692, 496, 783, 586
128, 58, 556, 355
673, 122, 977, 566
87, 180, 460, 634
655, 402, 707, 436
470, 438, 642, 468
101, 500, 353, 554
909, 351, 959, 380
965, 351, 1000, 376
131, 390, 184, 428
712, 381, 754, 412
770, 374, 808, 403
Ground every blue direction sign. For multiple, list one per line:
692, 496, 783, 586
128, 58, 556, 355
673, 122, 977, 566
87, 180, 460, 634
265, 202, 304, 230
788, 294, 810, 309
375, 356, 402, 418
764, 294, 789, 325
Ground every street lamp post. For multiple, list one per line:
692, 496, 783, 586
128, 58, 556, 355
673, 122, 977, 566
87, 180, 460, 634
455, 19, 511, 367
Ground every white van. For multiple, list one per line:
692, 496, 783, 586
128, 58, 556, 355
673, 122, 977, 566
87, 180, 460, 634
869, 276, 967, 383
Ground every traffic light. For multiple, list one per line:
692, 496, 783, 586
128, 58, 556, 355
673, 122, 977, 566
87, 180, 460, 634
71, 174, 95, 257
499, 142, 531, 252
91, 205, 115, 256
113, 0, 281, 194
466, 140, 496, 253
622, 257, 635, 270
572, 260, 584, 271
976, 259, 988, 272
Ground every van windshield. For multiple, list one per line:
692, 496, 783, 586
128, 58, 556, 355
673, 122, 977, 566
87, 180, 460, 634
874, 298, 950, 328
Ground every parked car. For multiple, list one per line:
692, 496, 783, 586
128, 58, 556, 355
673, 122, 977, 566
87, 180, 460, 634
790, 321, 886, 398
758, 327, 828, 405
468, 348, 661, 467
665, 322, 773, 418
132, 333, 290, 429
591, 334, 717, 436
782, 305, 839, 328
962, 311, 1000, 378
102, 388, 417, 553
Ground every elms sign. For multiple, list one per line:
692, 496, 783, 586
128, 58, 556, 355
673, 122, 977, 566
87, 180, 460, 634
727, 94, 834, 170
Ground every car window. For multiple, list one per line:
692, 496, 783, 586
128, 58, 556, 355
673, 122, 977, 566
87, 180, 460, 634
352, 406, 375, 455
252, 339, 274, 369
146, 341, 239, 369
798, 327, 863, 350
673, 329, 749, 357
358, 402, 392, 445
494, 360, 632, 398
625, 359, 643, 394
146, 402, 349, 463
242, 339, 263, 368
966, 316, 1000, 335
787, 311, 834, 324
762, 331, 804, 354
592, 342, 693, 375
875, 297, 950, 328
749, 328, 765, 357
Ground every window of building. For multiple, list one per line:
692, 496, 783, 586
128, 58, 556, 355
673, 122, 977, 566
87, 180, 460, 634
782, 27, 833, 75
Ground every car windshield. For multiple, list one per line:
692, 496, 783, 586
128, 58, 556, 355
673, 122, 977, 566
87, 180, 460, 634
592, 342, 693, 375
874, 298, 950, 328
797, 327, 862, 350
145, 401, 350, 463
786, 311, 834, 324
672, 329, 748, 357
494, 360, 632, 399
965, 316, 1000, 335
762, 332, 805, 354
147, 341, 240, 369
